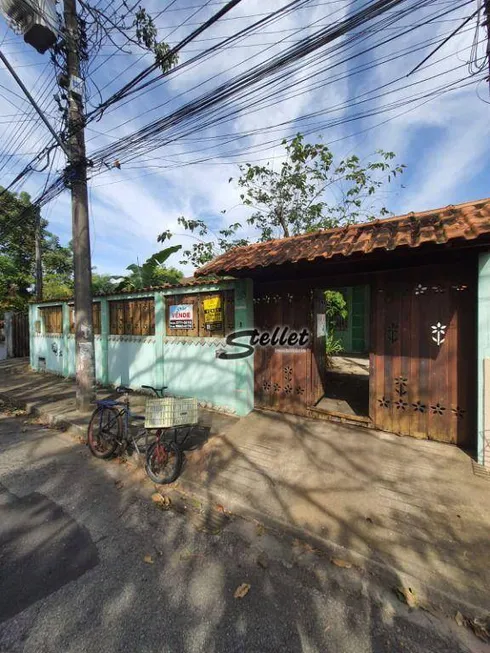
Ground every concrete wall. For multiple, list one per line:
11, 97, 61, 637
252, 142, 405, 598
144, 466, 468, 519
29, 280, 254, 417
478, 252, 490, 466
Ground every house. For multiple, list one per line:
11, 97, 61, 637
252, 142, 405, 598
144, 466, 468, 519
29, 197, 490, 467
196, 197, 490, 467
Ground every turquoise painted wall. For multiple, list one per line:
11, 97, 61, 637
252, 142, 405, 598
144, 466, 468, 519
29, 281, 255, 417
107, 337, 157, 388
163, 340, 237, 412
478, 252, 490, 466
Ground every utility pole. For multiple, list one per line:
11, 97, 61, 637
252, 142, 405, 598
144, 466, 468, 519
35, 209, 42, 301
485, 0, 490, 87
63, 0, 95, 411
0, 0, 94, 408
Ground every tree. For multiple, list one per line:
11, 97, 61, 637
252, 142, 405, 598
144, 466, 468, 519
92, 272, 116, 296
324, 290, 348, 361
159, 134, 406, 268
112, 247, 183, 292
0, 188, 39, 311
42, 236, 74, 300
0, 188, 77, 306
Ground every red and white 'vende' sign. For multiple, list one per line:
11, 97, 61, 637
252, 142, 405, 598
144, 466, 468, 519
169, 304, 194, 329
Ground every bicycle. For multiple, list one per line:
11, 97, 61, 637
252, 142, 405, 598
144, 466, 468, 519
87, 384, 183, 483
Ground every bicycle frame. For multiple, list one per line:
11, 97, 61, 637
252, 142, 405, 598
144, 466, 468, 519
95, 398, 153, 454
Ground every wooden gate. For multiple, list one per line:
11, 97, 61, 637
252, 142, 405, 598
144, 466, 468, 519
370, 264, 475, 447
12, 312, 29, 357
253, 262, 476, 448
254, 287, 312, 414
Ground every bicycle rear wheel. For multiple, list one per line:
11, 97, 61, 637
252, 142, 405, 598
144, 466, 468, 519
87, 406, 122, 459
145, 440, 182, 484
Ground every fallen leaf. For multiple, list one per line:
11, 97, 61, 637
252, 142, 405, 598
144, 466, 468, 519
143, 555, 154, 564
395, 586, 418, 609
151, 493, 171, 509
455, 611, 465, 627
216, 504, 225, 513
115, 480, 124, 489
331, 557, 352, 569
255, 523, 265, 537
234, 583, 251, 599
467, 617, 490, 642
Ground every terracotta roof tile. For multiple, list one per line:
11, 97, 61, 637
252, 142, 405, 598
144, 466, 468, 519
196, 198, 490, 277
32, 276, 232, 305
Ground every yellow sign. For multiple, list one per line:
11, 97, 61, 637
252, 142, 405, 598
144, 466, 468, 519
203, 296, 223, 331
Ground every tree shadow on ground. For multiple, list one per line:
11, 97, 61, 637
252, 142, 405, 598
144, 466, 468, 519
183, 408, 490, 615
0, 414, 476, 653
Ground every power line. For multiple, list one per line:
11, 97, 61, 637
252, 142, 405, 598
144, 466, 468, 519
85, 0, 473, 169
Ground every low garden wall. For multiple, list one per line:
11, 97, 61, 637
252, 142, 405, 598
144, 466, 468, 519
29, 279, 254, 417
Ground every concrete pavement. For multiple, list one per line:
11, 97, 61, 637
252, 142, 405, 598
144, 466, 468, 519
0, 412, 486, 653
1, 359, 490, 620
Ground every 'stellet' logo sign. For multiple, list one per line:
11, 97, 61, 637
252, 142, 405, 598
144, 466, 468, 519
217, 327, 310, 360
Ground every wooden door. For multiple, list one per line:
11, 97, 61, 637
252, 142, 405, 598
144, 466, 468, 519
12, 312, 29, 357
254, 287, 310, 414
370, 264, 475, 447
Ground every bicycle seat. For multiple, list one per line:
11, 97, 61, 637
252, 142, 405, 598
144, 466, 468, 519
116, 386, 133, 394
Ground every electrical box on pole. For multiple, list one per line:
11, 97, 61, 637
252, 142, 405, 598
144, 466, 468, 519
0, 0, 60, 53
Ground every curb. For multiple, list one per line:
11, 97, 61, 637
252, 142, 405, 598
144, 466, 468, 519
0, 391, 87, 439
1, 387, 489, 621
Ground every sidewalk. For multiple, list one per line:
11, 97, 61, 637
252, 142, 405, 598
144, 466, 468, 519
1, 359, 490, 617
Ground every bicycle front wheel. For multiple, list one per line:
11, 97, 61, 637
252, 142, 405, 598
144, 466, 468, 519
145, 440, 182, 484
87, 406, 122, 459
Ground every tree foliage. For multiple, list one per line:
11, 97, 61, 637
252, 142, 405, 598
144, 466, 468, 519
92, 272, 116, 296
324, 289, 348, 359
0, 189, 75, 309
0, 189, 38, 311
159, 134, 405, 268
41, 236, 74, 300
112, 247, 183, 292
133, 7, 178, 72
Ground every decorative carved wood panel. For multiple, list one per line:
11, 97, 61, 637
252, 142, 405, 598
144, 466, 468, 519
254, 288, 310, 414
370, 264, 476, 447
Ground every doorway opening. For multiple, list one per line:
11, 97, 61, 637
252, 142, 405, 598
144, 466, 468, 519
315, 285, 370, 420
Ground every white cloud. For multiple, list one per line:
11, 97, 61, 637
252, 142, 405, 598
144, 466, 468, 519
0, 1, 488, 278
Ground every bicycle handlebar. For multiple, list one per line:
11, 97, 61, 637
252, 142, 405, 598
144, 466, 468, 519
141, 385, 168, 398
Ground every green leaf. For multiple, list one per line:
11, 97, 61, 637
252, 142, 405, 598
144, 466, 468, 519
147, 245, 182, 267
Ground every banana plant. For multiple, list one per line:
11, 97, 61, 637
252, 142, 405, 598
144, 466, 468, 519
112, 246, 182, 292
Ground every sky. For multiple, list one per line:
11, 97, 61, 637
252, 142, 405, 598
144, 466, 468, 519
0, 0, 488, 277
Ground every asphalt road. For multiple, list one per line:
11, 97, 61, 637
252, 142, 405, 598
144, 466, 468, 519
0, 411, 485, 653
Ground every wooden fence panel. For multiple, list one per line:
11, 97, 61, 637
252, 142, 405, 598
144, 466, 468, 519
40, 306, 62, 334
165, 291, 234, 338
12, 312, 29, 357
108, 299, 155, 335
371, 264, 476, 447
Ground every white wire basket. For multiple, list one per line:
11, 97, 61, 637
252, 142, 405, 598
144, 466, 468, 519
145, 397, 199, 429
